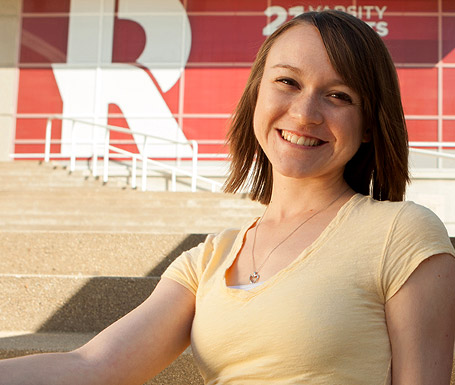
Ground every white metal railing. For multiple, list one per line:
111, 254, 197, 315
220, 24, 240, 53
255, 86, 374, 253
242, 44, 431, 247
20, 115, 227, 192
408, 142, 455, 169
11, 119, 455, 187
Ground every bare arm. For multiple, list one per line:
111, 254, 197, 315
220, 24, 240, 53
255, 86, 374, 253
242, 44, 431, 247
386, 253, 455, 385
0, 278, 195, 385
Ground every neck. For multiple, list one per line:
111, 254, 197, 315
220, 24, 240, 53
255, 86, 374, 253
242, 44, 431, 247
266, 174, 353, 221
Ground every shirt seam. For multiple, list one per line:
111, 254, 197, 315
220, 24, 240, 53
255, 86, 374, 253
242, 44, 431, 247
382, 358, 392, 385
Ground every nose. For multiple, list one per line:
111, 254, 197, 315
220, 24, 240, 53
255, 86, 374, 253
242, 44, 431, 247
288, 92, 324, 126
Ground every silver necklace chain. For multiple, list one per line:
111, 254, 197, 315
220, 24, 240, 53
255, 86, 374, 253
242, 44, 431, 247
249, 187, 351, 284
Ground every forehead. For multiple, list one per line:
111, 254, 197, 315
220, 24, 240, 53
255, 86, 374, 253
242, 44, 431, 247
265, 23, 338, 78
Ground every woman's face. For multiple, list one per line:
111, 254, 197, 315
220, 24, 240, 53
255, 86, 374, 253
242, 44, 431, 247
253, 23, 368, 185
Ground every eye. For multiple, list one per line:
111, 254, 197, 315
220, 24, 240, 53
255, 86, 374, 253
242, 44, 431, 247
276, 77, 299, 88
328, 92, 353, 104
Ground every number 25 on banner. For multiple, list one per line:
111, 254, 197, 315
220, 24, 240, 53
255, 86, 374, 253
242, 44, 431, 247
263, 6, 389, 37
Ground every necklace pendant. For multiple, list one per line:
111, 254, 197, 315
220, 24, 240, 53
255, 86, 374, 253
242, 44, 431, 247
249, 272, 260, 284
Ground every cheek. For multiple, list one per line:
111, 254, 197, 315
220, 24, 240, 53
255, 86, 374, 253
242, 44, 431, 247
252, 108, 259, 133
252, 83, 272, 131
252, 105, 273, 157
252, 111, 260, 143
253, 116, 266, 153
345, 111, 364, 145
252, 100, 265, 140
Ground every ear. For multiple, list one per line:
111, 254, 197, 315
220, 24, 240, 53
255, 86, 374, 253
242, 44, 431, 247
362, 128, 372, 143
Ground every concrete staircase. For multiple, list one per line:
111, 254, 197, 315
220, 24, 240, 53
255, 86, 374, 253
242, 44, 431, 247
2, 161, 455, 383
0, 161, 263, 384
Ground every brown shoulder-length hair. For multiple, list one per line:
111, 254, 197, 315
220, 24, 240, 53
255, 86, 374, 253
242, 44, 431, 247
223, 10, 409, 204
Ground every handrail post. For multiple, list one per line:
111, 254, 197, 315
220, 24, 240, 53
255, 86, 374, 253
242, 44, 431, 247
44, 118, 52, 163
191, 140, 198, 192
171, 170, 176, 192
438, 144, 443, 169
141, 137, 148, 191
92, 123, 98, 178
103, 127, 110, 183
70, 120, 76, 172
176, 141, 181, 168
132, 157, 137, 189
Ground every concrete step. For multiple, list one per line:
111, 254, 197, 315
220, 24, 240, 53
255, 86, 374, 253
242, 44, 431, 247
1, 179, 101, 189
0, 232, 206, 276
0, 171, 66, 179
0, 200, 259, 214
0, 223, 235, 233
0, 332, 203, 384
0, 188, 258, 206
0, 165, 82, 177
0, 189, 260, 209
3, 174, 127, 188
0, 162, 93, 184
0, 232, 205, 334
0, 160, 226, 193
0, 208, 258, 221
0, 185, 256, 205
0, 177, 101, 189
0, 161, 205, 192
0, 178, 125, 191
0, 275, 158, 332
0, 161, 69, 174
0, 187, 262, 232
0, 177, 212, 193
0, 215, 254, 234
0, 160, 262, 213
1, 231, 452, 277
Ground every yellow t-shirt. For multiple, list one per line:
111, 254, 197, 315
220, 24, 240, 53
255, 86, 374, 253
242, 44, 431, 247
162, 194, 455, 385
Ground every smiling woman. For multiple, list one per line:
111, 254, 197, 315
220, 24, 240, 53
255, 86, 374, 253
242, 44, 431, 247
225, 10, 409, 205
1, 9, 455, 385
252, 23, 366, 187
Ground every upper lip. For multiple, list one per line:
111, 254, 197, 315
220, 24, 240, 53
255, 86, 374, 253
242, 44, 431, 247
279, 129, 327, 143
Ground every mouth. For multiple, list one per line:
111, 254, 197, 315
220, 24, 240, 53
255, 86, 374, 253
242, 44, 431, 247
280, 130, 325, 147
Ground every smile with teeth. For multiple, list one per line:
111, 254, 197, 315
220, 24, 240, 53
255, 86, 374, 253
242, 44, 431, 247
281, 130, 323, 147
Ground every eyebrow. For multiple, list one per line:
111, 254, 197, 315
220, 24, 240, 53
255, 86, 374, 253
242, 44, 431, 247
271, 64, 302, 74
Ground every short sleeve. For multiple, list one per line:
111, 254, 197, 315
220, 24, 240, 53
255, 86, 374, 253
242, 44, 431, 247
161, 234, 215, 296
381, 202, 455, 302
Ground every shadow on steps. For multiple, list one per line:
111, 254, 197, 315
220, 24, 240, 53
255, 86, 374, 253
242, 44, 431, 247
1, 234, 208, 384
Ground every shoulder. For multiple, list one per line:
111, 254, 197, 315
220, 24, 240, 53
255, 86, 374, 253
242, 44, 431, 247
188, 220, 253, 261
345, 195, 453, 256
342, 195, 420, 238
161, 218, 257, 294
359, 197, 452, 251
387, 200, 449, 242
374, 199, 454, 297
178, 227, 242, 270
352, 195, 443, 230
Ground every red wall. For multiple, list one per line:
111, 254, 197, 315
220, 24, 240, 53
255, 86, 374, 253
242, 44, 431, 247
15, 0, 455, 156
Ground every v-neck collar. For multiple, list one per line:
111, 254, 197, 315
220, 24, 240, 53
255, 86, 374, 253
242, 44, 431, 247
221, 193, 365, 300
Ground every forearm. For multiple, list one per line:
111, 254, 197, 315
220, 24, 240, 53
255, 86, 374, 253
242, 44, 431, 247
0, 351, 104, 385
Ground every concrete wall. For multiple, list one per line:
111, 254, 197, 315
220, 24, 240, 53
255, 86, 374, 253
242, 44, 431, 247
407, 172, 455, 237
0, 0, 21, 161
